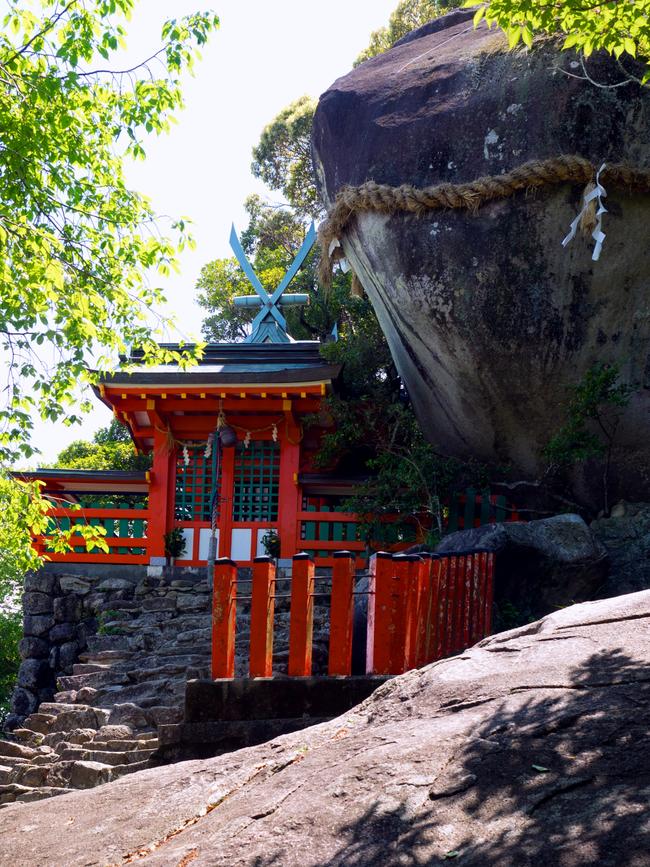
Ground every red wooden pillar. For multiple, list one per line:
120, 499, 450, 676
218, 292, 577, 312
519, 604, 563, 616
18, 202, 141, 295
212, 558, 237, 679
278, 431, 300, 560
218, 445, 236, 560
148, 426, 175, 560
328, 551, 356, 676
288, 553, 314, 676
249, 555, 276, 678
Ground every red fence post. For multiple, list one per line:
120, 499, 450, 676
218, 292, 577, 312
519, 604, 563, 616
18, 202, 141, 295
469, 551, 483, 645
288, 553, 315, 676
484, 551, 495, 635
425, 557, 442, 663
328, 550, 356, 676
249, 555, 276, 678
461, 553, 473, 651
396, 554, 419, 672
366, 552, 393, 674
436, 556, 449, 660
212, 557, 237, 679
414, 555, 431, 669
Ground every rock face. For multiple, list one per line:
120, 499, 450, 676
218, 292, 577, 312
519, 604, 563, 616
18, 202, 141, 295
591, 501, 650, 597
436, 514, 608, 623
312, 11, 650, 504
1, 590, 650, 865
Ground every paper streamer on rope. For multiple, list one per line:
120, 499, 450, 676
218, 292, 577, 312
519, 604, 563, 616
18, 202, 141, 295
562, 163, 608, 261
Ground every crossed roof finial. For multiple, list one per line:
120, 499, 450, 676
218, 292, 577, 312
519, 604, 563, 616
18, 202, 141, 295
230, 223, 316, 343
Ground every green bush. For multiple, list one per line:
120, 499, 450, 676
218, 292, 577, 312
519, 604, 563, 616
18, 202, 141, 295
0, 610, 21, 728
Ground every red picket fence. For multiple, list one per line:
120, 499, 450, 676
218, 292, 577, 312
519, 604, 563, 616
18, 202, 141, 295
211, 549, 495, 679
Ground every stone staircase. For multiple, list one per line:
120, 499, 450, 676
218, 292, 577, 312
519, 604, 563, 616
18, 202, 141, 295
0, 567, 335, 807
0, 581, 214, 807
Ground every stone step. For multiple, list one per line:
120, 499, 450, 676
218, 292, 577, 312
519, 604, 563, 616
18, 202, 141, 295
10, 728, 45, 747
0, 765, 12, 784
14, 785, 69, 803
0, 740, 40, 760
46, 759, 113, 789
10, 763, 52, 787
26, 705, 110, 732
20, 713, 56, 735
72, 663, 112, 675
57, 670, 130, 691
124, 663, 194, 682
86, 635, 134, 653
109, 759, 153, 779
56, 746, 157, 766
0, 783, 36, 805
78, 650, 133, 664
88, 738, 157, 752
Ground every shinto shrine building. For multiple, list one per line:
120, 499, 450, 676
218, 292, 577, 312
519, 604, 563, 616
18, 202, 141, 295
19, 225, 379, 568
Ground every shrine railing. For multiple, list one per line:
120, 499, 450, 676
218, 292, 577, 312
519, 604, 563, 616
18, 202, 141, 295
211, 549, 495, 679
35, 506, 149, 564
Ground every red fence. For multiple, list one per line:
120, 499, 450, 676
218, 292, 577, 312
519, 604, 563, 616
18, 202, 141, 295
211, 549, 494, 679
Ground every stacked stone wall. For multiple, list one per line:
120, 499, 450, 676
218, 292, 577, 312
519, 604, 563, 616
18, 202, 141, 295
8, 566, 210, 730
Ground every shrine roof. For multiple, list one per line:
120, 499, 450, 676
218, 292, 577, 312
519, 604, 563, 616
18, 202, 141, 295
97, 341, 340, 388
11, 469, 149, 494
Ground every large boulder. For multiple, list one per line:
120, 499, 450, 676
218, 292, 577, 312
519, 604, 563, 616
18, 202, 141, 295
2, 590, 650, 865
436, 514, 608, 623
591, 501, 650, 597
312, 12, 650, 505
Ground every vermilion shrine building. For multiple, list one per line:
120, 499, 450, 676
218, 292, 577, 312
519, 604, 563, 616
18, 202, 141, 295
18, 226, 515, 568
20, 226, 378, 568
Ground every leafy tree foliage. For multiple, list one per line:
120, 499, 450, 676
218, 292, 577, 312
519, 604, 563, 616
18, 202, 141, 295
0, 476, 45, 602
52, 419, 151, 472
251, 96, 320, 221
0, 610, 21, 727
355, 0, 461, 65
474, 0, 650, 78
544, 363, 632, 515
199, 95, 485, 543
0, 0, 219, 463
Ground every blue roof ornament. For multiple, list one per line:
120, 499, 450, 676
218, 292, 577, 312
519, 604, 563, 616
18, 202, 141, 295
230, 222, 316, 343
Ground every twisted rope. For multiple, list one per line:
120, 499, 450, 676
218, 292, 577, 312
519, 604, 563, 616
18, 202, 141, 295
318, 155, 650, 285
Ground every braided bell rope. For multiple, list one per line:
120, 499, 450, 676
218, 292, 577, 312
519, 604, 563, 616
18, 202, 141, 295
318, 155, 650, 286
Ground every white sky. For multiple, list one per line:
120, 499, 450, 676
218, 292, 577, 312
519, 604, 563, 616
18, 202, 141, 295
27, 0, 398, 463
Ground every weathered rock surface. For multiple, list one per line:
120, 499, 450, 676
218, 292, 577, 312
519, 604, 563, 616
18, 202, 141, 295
591, 501, 650, 597
437, 513, 608, 622
312, 12, 650, 505
2, 590, 649, 865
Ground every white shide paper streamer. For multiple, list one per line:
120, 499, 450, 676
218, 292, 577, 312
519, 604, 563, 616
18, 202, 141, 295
562, 163, 608, 261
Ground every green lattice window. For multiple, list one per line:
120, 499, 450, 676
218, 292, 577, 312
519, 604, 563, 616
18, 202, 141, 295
232, 441, 279, 522
175, 444, 220, 521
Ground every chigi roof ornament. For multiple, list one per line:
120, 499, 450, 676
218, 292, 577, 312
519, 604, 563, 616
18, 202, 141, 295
230, 222, 316, 343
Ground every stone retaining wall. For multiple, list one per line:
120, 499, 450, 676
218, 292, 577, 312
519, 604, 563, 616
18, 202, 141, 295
8, 565, 210, 731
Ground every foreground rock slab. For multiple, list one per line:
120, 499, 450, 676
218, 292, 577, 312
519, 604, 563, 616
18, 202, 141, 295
2, 590, 650, 866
